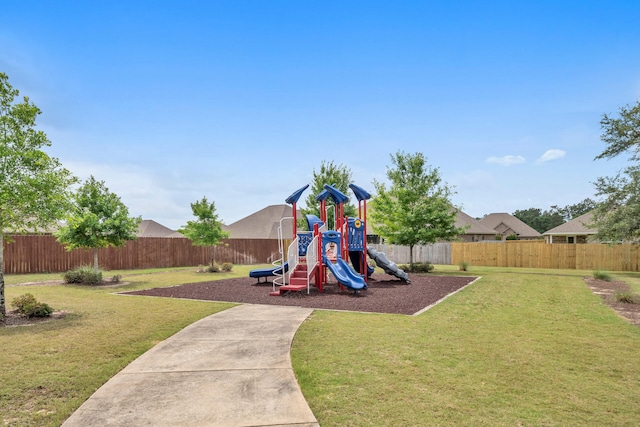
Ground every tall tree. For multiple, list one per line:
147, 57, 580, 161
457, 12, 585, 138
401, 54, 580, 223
595, 101, 640, 161
513, 207, 564, 233
0, 72, 77, 316
301, 160, 357, 229
56, 176, 141, 273
593, 100, 640, 242
179, 197, 229, 267
553, 198, 598, 222
370, 151, 464, 268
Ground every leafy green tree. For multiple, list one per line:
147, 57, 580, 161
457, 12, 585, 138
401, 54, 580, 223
514, 198, 598, 233
595, 101, 640, 161
0, 72, 77, 316
56, 176, 141, 273
513, 207, 564, 233
301, 160, 357, 229
593, 100, 640, 242
370, 151, 465, 268
553, 198, 598, 221
179, 197, 229, 267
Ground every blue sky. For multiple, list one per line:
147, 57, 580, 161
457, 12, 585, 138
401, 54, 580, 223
2, 1, 639, 230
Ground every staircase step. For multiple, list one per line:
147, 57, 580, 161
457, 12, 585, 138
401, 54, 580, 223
281, 283, 307, 291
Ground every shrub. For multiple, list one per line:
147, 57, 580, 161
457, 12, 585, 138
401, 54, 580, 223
459, 261, 470, 271
398, 262, 434, 273
506, 234, 519, 240
63, 265, 103, 285
208, 263, 221, 273
593, 270, 612, 282
221, 262, 233, 272
614, 291, 639, 304
11, 293, 53, 318
110, 274, 122, 284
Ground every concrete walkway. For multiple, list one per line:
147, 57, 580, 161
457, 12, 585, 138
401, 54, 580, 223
62, 304, 319, 427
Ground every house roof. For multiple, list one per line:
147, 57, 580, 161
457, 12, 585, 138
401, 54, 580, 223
455, 211, 497, 235
479, 213, 542, 238
137, 219, 185, 238
543, 212, 596, 235
225, 204, 298, 239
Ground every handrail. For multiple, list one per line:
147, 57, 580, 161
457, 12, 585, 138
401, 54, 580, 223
287, 237, 299, 285
272, 216, 294, 292
306, 235, 319, 294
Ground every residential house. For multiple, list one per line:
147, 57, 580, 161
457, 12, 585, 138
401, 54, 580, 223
455, 211, 498, 242
543, 212, 596, 244
137, 219, 185, 238
479, 213, 542, 240
225, 205, 299, 239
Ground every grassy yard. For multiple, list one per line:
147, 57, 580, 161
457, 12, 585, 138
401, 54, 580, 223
292, 266, 640, 426
2, 265, 640, 426
0, 266, 247, 427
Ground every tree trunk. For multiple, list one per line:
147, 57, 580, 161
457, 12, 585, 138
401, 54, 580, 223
0, 233, 5, 317
93, 248, 99, 274
409, 244, 414, 270
210, 246, 215, 268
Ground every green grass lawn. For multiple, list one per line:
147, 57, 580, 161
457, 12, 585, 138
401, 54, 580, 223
292, 266, 640, 426
2, 265, 640, 426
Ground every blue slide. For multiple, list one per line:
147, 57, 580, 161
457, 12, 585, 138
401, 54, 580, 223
325, 258, 368, 291
249, 262, 288, 284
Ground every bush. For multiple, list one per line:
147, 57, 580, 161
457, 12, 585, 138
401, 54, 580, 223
459, 261, 470, 271
593, 270, 612, 282
398, 262, 434, 273
63, 265, 103, 285
221, 262, 233, 272
110, 274, 122, 284
208, 263, 221, 273
614, 291, 639, 304
11, 293, 53, 318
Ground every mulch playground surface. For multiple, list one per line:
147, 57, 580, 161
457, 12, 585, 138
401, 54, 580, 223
123, 273, 477, 315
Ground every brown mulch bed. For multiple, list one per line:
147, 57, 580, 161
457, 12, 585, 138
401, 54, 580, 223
122, 274, 478, 315
584, 277, 640, 327
2, 310, 68, 327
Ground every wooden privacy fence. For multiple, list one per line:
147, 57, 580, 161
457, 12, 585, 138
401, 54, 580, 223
2, 235, 281, 274
451, 241, 640, 272
369, 243, 451, 265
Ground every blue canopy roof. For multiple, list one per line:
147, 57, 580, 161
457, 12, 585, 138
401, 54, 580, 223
349, 183, 371, 201
323, 184, 350, 204
315, 188, 330, 202
285, 184, 309, 205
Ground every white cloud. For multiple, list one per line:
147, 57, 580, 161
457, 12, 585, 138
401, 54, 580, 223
485, 155, 526, 166
536, 149, 566, 164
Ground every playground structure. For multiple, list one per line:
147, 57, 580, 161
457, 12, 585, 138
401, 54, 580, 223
250, 183, 410, 296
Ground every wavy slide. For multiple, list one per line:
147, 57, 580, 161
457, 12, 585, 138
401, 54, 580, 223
367, 248, 411, 283
324, 258, 368, 291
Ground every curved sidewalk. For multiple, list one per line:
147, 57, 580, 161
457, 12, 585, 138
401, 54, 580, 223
62, 304, 319, 427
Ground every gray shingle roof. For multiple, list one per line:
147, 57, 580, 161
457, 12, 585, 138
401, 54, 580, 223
137, 219, 185, 238
455, 211, 497, 235
225, 205, 297, 239
543, 212, 596, 235
479, 213, 542, 238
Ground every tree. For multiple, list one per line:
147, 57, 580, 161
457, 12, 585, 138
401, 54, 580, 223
0, 72, 77, 316
513, 207, 564, 233
592, 167, 640, 242
595, 101, 640, 161
179, 197, 229, 267
301, 160, 357, 229
513, 198, 598, 233
553, 198, 598, 222
56, 176, 141, 273
369, 151, 465, 268
593, 100, 640, 242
